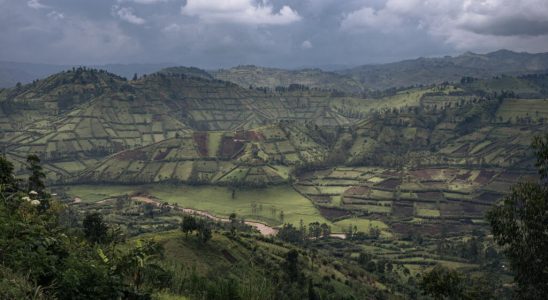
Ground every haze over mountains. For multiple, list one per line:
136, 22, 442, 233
2, 50, 548, 92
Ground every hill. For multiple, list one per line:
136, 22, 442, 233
1, 67, 548, 245
0, 61, 171, 88
339, 50, 548, 90
211, 65, 366, 94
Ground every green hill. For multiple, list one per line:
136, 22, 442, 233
340, 50, 548, 90
1, 67, 548, 244
212, 65, 366, 94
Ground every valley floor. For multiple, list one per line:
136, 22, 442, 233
62, 184, 383, 233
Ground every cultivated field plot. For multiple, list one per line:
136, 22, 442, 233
496, 98, 548, 121
74, 124, 328, 186
295, 166, 533, 235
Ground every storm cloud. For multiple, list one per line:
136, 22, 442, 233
1, 0, 547, 67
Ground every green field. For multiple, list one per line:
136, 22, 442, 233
65, 184, 377, 232
496, 98, 548, 121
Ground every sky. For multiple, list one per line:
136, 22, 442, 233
1, 0, 548, 68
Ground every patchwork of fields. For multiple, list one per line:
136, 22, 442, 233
2, 68, 548, 242
295, 166, 535, 235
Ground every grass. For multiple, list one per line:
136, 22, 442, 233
416, 208, 441, 217
496, 98, 548, 121
334, 218, 391, 237
153, 293, 189, 300
64, 185, 137, 202
330, 88, 428, 115
65, 184, 337, 230
207, 131, 224, 157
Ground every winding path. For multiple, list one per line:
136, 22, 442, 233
131, 196, 278, 236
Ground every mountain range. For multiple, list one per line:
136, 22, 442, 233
2, 50, 548, 93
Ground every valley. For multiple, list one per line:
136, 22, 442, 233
1, 61, 547, 299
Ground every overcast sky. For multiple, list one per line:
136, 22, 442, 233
1, 0, 548, 68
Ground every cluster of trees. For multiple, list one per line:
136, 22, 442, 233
0, 155, 170, 299
435, 232, 503, 268
180, 215, 212, 243
277, 220, 332, 244
419, 265, 501, 299
345, 225, 381, 240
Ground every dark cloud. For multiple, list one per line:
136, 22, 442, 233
0, 0, 547, 67
463, 18, 548, 37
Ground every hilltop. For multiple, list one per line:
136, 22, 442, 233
211, 65, 366, 94
339, 50, 548, 90
4, 50, 547, 92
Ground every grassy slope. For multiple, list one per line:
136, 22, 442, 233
140, 230, 377, 299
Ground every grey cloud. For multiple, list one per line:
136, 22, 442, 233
462, 17, 548, 37
0, 0, 547, 68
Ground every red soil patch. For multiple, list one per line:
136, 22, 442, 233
474, 170, 496, 185
453, 144, 470, 155
343, 186, 370, 196
440, 202, 463, 216
114, 149, 147, 161
193, 132, 208, 157
497, 171, 522, 182
455, 172, 471, 181
477, 191, 503, 203
317, 206, 351, 221
382, 170, 400, 177
153, 149, 171, 161
461, 202, 487, 216
416, 191, 444, 201
410, 169, 440, 180
235, 130, 265, 142
219, 136, 244, 159
376, 178, 401, 189
410, 169, 430, 179
392, 203, 414, 217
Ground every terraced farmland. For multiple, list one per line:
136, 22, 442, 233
294, 166, 535, 237
2, 67, 547, 242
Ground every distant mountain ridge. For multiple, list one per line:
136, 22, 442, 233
0, 61, 172, 88
210, 65, 366, 94
2, 50, 548, 91
338, 50, 548, 90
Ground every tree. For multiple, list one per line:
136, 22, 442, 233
0, 155, 15, 188
486, 134, 548, 299
83, 212, 110, 244
277, 223, 304, 244
284, 249, 300, 281
26, 154, 46, 197
181, 215, 197, 237
308, 222, 321, 239
0, 156, 170, 299
320, 223, 331, 238
114, 239, 170, 295
419, 265, 464, 300
196, 220, 212, 243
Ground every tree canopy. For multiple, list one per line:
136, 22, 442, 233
487, 134, 548, 299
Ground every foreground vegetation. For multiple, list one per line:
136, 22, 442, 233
1, 133, 547, 299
